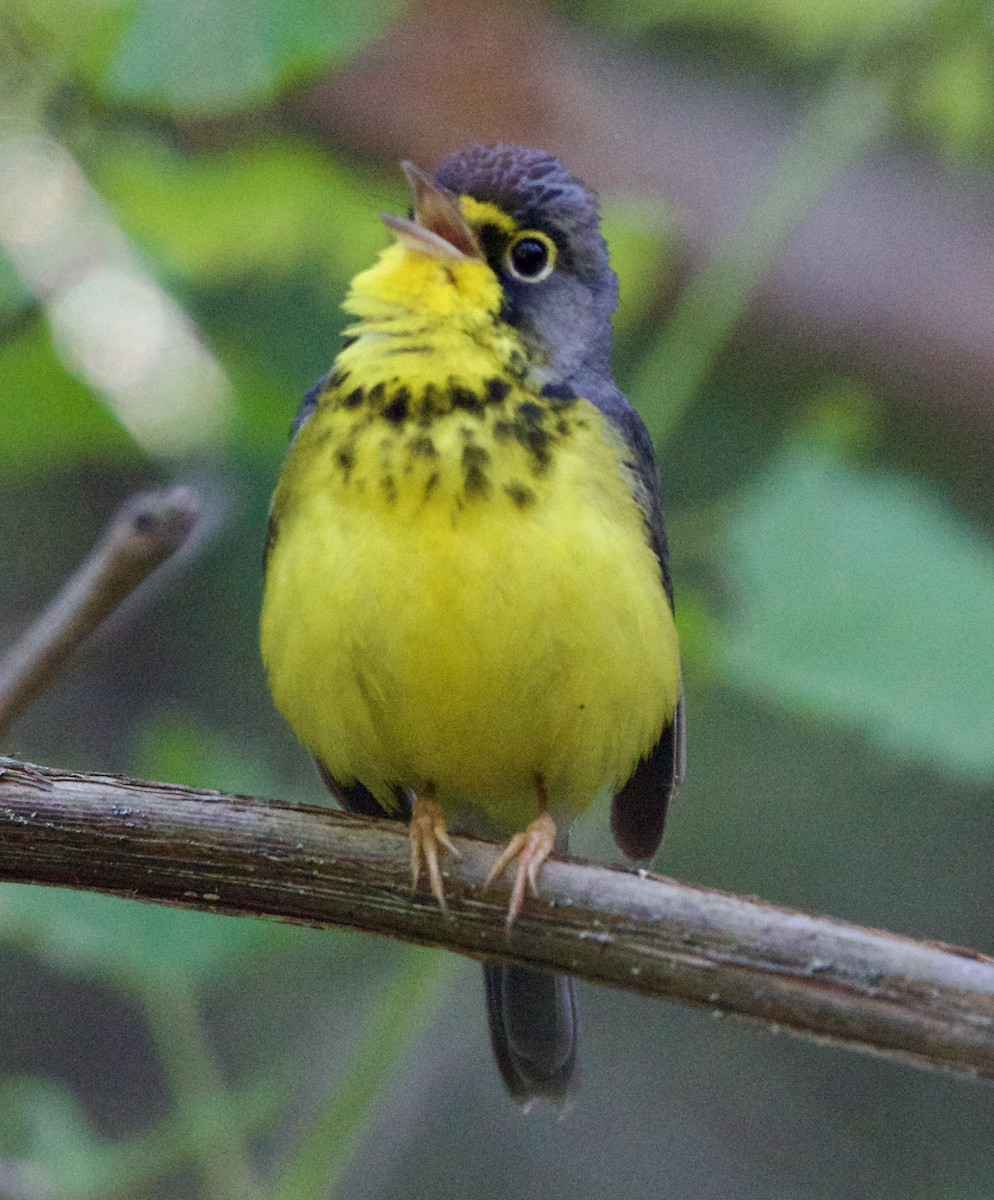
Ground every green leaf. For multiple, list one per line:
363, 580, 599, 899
600, 196, 678, 340
717, 440, 994, 778
577, 0, 940, 57
133, 708, 284, 797
104, 0, 400, 115
0, 1077, 109, 1195
0, 884, 282, 988
912, 33, 994, 158
0, 251, 30, 320
0, 1065, 289, 1199
0, 323, 138, 477
138, 979, 266, 1200
271, 949, 460, 1200
97, 139, 395, 291
630, 63, 892, 446
3, 0, 138, 86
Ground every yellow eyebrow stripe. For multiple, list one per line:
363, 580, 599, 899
459, 195, 518, 234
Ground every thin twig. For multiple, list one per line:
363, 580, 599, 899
0, 488, 201, 739
1, 756, 992, 1082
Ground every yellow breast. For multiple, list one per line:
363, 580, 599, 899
260, 241, 680, 837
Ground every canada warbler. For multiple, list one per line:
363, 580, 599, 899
260, 144, 684, 1107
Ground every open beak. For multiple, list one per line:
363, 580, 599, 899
381, 161, 483, 261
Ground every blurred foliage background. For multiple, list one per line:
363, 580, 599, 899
1, 0, 993, 1196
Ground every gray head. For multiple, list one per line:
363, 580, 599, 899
430, 144, 619, 392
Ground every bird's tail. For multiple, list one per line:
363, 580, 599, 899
483, 962, 578, 1107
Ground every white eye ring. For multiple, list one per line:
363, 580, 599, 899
505, 232, 556, 282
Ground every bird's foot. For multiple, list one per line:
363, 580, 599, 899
409, 796, 460, 909
484, 813, 557, 929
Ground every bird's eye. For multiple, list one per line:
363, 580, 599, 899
506, 232, 556, 282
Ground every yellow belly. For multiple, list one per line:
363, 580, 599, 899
260, 399, 680, 838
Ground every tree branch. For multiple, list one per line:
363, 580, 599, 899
2, 755, 992, 1082
0, 487, 202, 739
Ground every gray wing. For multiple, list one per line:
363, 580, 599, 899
314, 758, 411, 821
596, 393, 686, 860
263, 372, 331, 569
290, 370, 331, 440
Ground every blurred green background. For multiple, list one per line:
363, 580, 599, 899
2, 0, 993, 1197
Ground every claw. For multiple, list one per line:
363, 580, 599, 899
484, 813, 557, 928
409, 796, 460, 909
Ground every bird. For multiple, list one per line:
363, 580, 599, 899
260, 143, 684, 1107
